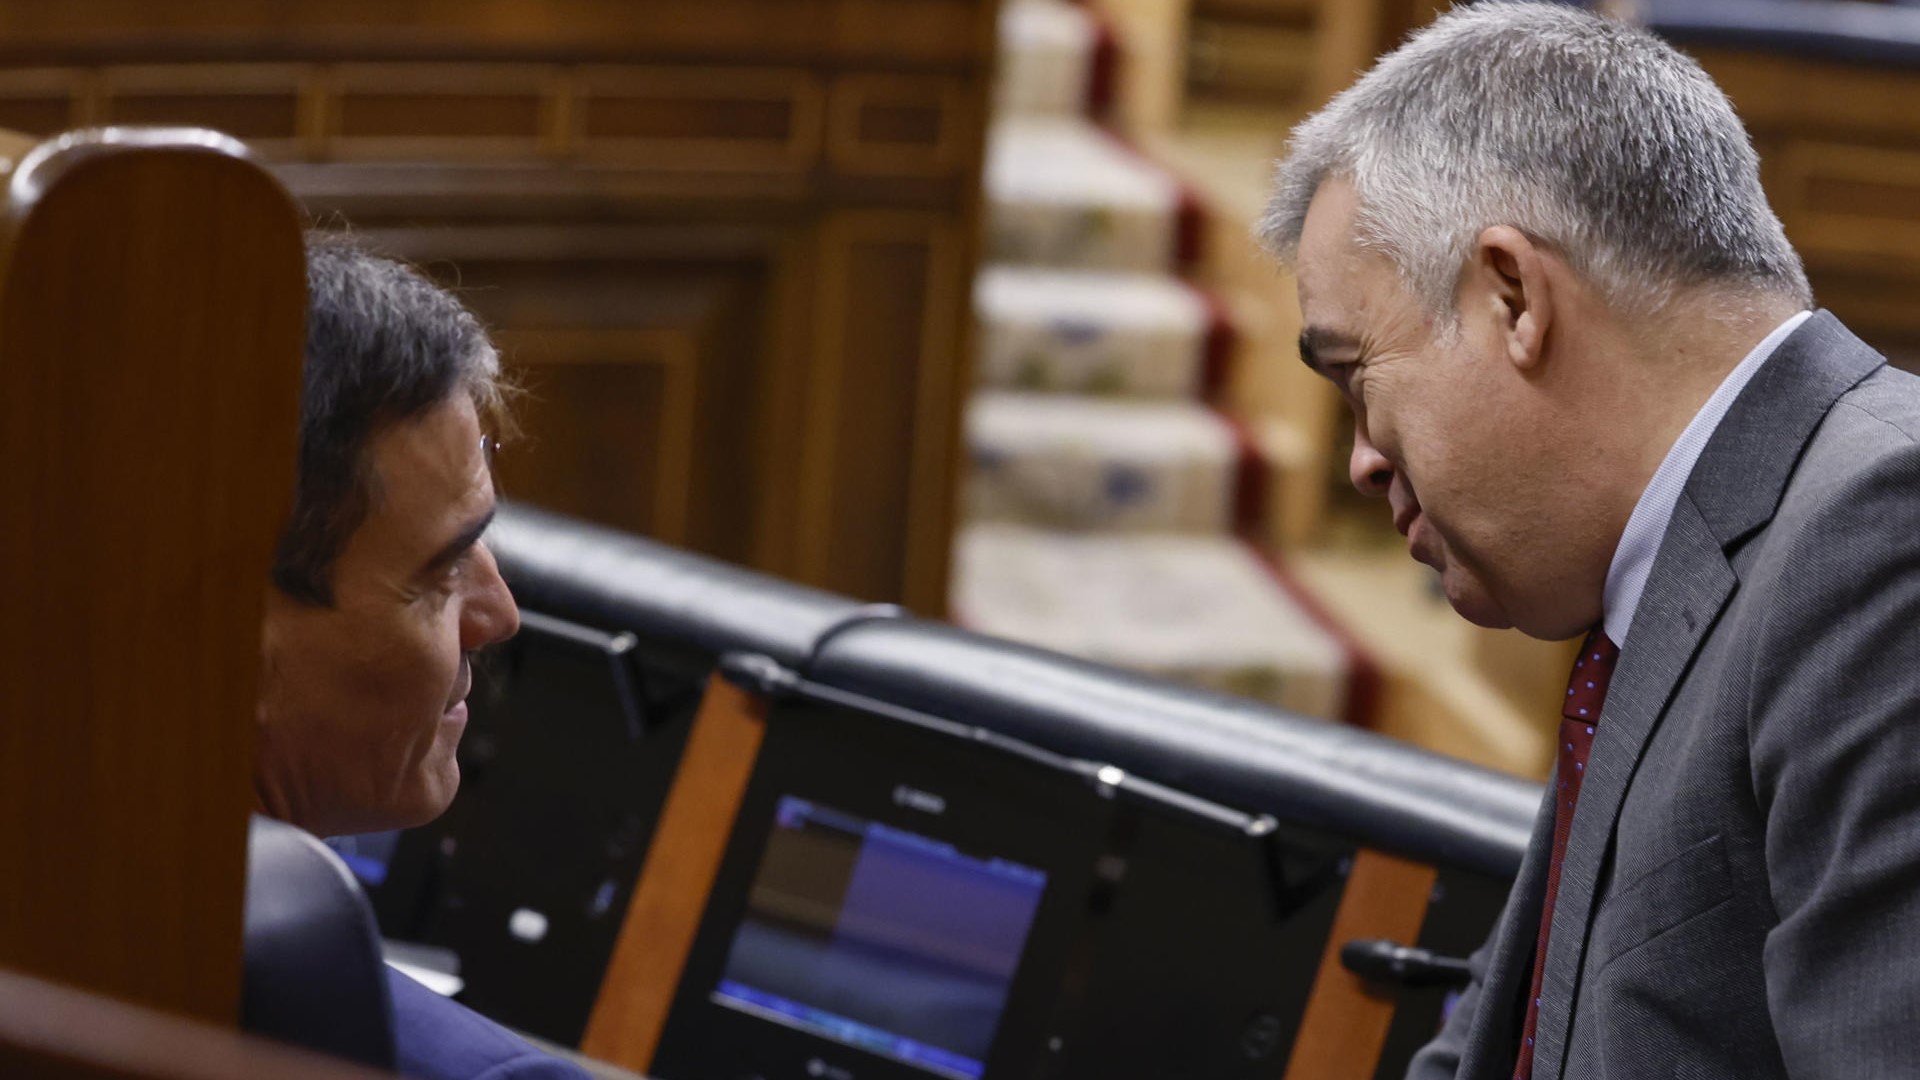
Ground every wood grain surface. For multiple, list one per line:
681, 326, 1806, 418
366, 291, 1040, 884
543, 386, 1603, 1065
581, 674, 768, 1072
0, 128, 306, 1023
0, 966, 395, 1079
1282, 849, 1439, 1080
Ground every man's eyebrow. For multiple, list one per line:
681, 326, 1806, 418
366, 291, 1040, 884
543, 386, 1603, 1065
419, 507, 496, 577
1298, 326, 1362, 373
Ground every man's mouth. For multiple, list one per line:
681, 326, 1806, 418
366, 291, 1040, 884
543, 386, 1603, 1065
1401, 514, 1447, 571
1387, 481, 1443, 570
445, 659, 472, 715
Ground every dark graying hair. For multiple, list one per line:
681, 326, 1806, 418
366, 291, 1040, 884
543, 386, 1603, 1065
273, 233, 508, 606
1257, 2, 1811, 318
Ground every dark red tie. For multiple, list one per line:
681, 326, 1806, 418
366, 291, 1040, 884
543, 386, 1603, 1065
1513, 628, 1620, 1080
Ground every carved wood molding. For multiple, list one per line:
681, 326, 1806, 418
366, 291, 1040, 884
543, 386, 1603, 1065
0, 60, 982, 193
0, 0, 995, 70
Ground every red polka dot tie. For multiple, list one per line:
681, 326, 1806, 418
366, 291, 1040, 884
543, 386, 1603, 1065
1513, 627, 1620, 1080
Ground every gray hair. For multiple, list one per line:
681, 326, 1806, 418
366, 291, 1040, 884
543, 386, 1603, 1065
1257, 1, 1810, 318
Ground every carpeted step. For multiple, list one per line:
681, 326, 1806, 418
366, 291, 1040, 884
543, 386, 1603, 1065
984, 117, 1193, 274
995, 0, 1100, 119
974, 265, 1233, 399
951, 522, 1349, 720
964, 391, 1241, 533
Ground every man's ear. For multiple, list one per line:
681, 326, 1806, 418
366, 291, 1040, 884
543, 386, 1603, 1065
1470, 225, 1552, 371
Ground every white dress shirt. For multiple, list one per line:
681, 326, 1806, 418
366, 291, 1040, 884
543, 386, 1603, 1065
1601, 310, 1814, 646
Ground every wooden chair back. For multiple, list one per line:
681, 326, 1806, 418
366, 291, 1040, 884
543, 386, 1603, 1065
0, 126, 307, 1024
0, 966, 391, 1079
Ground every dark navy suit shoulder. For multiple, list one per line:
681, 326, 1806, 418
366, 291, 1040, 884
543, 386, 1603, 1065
386, 966, 593, 1080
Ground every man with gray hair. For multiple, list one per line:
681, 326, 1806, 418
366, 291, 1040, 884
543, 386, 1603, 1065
1262, 3, 1920, 1077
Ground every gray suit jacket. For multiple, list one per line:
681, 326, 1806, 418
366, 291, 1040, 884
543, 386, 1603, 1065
1408, 311, 1920, 1080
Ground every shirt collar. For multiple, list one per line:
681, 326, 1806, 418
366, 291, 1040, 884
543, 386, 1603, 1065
1601, 310, 1813, 646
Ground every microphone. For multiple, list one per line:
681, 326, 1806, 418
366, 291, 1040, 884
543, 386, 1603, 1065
1339, 938, 1474, 988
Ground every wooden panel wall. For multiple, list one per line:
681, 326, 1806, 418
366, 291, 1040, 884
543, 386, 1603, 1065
0, 0, 998, 614
1691, 45, 1920, 365
1181, 0, 1444, 118
0, 1, 990, 67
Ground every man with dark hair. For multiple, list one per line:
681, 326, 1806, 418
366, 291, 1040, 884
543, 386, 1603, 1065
255, 234, 587, 1080
256, 235, 520, 839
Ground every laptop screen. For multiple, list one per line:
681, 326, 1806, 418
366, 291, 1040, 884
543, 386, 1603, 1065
712, 795, 1049, 1080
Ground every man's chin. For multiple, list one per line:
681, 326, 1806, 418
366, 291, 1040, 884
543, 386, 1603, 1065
392, 753, 462, 833
391, 779, 459, 833
1437, 565, 1515, 630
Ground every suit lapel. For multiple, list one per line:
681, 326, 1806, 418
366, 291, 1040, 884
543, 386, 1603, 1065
1530, 311, 1883, 1079
1530, 499, 1735, 1078
1457, 784, 1557, 1080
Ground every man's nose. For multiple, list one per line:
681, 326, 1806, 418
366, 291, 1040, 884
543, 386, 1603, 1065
462, 544, 521, 648
1348, 423, 1393, 497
